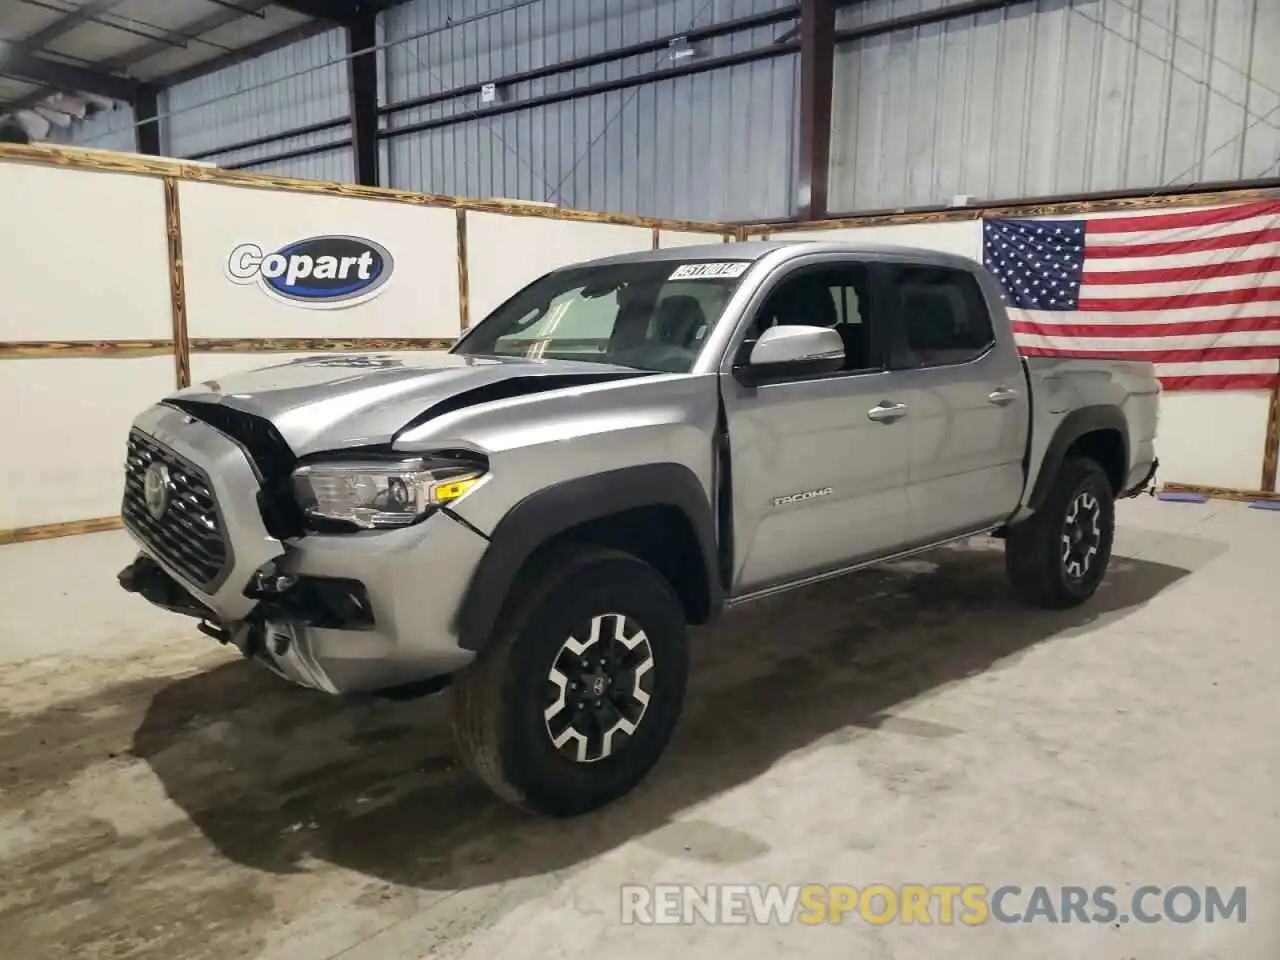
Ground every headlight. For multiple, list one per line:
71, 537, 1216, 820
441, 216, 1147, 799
292, 456, 486, 530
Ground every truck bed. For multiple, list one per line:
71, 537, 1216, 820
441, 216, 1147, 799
1021, 354, 1161, 507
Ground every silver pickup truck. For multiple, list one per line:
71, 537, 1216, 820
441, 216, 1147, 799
117, 241, 1159, 815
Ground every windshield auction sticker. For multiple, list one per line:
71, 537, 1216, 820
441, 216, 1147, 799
669, 262, 752, 280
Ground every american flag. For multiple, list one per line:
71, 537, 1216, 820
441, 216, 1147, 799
982, 200, 1280, 391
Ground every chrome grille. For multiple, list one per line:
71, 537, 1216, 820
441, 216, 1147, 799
122, 430, 229, 589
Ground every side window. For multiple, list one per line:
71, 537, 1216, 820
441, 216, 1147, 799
830, 284, 862, 326
889, 265, 994, 368
745, 264, 879, 373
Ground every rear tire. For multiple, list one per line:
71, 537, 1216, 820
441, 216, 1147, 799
1005, 456, 1115, 609
452, 545, 688, 817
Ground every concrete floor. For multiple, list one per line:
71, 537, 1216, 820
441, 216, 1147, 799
1, 497, 1277, 960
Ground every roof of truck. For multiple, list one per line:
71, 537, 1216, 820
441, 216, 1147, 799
572, 239, 983, 273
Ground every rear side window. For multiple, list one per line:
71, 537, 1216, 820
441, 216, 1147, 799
886, 265, 994, 368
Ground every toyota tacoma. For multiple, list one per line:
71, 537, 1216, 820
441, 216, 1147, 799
117, 241, 1160, 816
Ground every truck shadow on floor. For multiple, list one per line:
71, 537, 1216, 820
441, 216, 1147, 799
130, 538, 1202, 892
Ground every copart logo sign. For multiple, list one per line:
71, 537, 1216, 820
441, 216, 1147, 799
226, 236, 394, 309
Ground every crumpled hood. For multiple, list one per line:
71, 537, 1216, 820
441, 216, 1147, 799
170, 352, 647, 456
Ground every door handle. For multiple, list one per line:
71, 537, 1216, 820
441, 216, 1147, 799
987, 386, 1019, 406
867, 401, 908, 423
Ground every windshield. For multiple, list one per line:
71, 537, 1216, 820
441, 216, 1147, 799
453, 259, 754, 373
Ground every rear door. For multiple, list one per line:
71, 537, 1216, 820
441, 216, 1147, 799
719, 257, 914, 595
877, 261, 1029, 545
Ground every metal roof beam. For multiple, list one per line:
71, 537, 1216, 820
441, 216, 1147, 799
18, 0, 131, 49
100, 0, 273, 70
0, 0, 275, 114
269, 1, 361, 26
0, 49, 139, 103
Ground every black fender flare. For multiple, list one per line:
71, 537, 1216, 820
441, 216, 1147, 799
453, 463, 722, 652
1028, 405, 1129, 511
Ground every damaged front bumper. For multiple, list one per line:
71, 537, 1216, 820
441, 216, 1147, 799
117, 553, 379, 693
118, 403, 490, 696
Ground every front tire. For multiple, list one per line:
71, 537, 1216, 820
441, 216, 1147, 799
452, 546, 689, 817
1005, 456, 1116, 609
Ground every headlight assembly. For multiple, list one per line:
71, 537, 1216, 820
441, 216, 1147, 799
292, 456, 486, 530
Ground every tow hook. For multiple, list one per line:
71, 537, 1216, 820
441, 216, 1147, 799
1127, 457, 1160, 498
197, 620, 231, 645
200, 619, 265, 659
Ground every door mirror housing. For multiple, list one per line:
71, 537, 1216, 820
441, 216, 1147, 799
734, 324, 845, 385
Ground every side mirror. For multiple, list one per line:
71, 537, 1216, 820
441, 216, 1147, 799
734, 325, 845, 386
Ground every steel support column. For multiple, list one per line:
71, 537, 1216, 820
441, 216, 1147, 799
347, 11, 379, 187
796, 0, 835, 221
135, 84, 161, 156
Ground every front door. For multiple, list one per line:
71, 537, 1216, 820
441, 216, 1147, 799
720, 260, 913, 596
877, 262, 1029, 545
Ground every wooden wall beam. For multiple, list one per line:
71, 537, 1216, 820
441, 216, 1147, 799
456, 209, 470, 331
164, 177, 191, 388
0, 143, 733, 235
190, 338, 457, 353
0, 517, 123, 546
0, 340, 172, 358
1262, 380, 1280, 493
1162, 483, 1280, 504
748, 183, 1280, 234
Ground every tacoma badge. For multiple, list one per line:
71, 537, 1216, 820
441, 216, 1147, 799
772, 487, 833, 507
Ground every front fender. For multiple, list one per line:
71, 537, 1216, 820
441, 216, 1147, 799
451, 463, 721, 652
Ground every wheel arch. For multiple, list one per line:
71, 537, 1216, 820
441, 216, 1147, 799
453, 463, 723, 652
1028, 406, 1129, 512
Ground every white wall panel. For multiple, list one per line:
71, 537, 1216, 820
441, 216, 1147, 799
1156, 390, 1272, 490
0, 162, 171, 341
0, 358, 174, 528
465, 211, 652, 320
178, 181, 460, 340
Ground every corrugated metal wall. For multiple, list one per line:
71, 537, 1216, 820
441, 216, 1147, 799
52, 103, 138, 153
830, 0, 1280, 213
160, 28, 353, 179
47, 0, 1280, 218
381, 0, 798, 220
